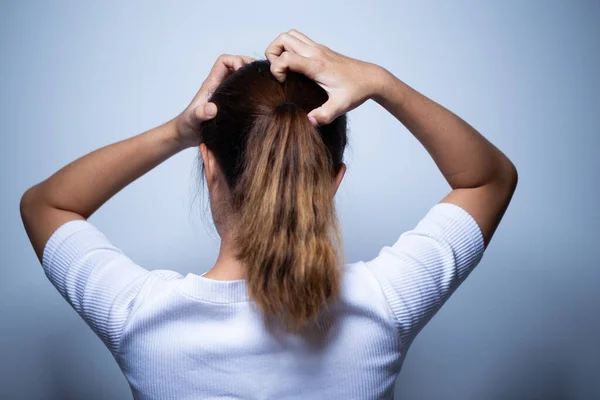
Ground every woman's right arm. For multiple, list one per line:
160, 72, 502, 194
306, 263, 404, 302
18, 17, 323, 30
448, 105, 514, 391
370, 68, 518, 248
266, 29, 518, 248
266, 30, 518, 345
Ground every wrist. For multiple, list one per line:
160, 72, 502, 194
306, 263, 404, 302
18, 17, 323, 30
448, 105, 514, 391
369, 65, 405, 106
162, 117, 192, 151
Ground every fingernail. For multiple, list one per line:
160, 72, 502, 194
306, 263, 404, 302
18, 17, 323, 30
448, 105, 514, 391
308, 116, 317, 126
205, 104, 216, 117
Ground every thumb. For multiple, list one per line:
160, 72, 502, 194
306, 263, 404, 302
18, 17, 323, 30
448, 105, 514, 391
194, 102, 217, 122
307, 102, 338, 127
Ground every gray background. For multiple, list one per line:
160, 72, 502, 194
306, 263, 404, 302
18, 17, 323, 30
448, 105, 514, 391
2, 1, 598, 399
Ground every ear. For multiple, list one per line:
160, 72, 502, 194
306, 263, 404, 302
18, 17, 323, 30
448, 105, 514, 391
333, 162, 346, 195
199, 143, 217, 187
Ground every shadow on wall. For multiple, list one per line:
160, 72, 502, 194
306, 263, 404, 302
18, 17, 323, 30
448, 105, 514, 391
479, 344, 571, 400
40, 328, 131, 400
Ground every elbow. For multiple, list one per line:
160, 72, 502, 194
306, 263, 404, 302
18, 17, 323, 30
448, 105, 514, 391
494, 158, 518, 200
503, 159, 518, 193
20, 185, 43, 220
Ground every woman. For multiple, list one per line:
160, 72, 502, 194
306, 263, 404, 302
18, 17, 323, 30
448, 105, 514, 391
20, 30, 517, 399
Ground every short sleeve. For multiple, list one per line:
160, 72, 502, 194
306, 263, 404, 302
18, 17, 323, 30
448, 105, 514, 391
42, 219, 151, 355
364, 202, 485, 351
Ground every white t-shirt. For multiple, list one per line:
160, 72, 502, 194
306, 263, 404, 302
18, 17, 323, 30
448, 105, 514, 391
42, 202, 485, 400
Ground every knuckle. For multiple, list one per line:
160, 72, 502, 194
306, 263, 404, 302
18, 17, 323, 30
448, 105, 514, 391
317, 45, 330, 55
270, 59, 284, 72
313, 46, 325, 57
280, 51, 292, 61
320, 110, 334, 123
340, 99, 351, 113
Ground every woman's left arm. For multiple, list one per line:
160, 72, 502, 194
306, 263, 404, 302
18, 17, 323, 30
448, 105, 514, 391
20, 54, 255, 263
20, 119, 189, 263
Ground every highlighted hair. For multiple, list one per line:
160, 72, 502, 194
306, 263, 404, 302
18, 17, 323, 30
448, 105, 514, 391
198, 60, 348, 332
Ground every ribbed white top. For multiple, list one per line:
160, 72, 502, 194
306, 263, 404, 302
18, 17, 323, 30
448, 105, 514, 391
42, 202, 484, 400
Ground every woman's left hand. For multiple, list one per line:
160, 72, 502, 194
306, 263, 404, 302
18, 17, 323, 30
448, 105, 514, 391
174, 54, 255, 148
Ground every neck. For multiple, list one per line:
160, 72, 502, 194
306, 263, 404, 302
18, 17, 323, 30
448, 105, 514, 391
204, 234, 247, 281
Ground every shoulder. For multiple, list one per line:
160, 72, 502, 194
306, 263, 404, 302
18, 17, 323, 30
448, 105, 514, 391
127, 269, 185, 315
137, 269, 185, 300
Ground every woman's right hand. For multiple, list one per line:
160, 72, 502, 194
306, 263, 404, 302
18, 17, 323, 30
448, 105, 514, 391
265, 29, 385, 127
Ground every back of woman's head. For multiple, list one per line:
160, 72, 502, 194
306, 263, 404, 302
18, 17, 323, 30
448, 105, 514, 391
198, 59, 348, 333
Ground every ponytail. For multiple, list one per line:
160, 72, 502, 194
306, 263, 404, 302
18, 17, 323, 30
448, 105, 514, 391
231, 101, 345, 333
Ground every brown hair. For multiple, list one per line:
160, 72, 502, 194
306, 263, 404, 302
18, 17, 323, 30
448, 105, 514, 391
197, 59, 348, 333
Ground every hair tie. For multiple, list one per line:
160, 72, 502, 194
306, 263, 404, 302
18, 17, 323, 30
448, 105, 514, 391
276, 101, 297, 108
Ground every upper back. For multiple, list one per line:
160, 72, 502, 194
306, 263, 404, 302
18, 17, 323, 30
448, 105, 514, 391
116, 263, 403, 400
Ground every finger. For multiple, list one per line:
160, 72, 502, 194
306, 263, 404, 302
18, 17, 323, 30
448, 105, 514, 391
200, 54, 252, 101
265, 32, 315, 63
270, 51, 318, 82
208, 54, 251, 84
230, 58, 244, 71
223, 56, 255, 75
241, 55, 256, 64
205, 54, 236, 86
307, 100, 339, 127
286, 29, 319, 46
219, 54, 245, 71
194, 102, 218, 122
